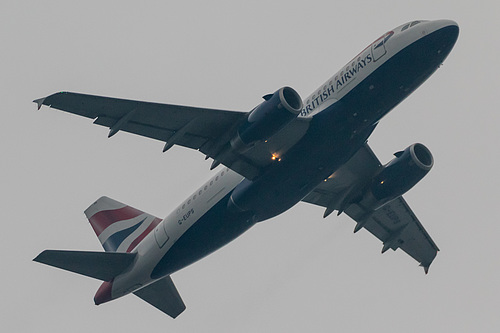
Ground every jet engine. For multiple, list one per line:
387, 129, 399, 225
360, 143, 434, 210
230, 87, 303, 152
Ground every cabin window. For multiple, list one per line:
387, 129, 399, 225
410, 21, 421, 27
401, 24, 410, 31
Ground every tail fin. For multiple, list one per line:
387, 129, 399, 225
85, 196, 162, 252
34, 250, 136, 281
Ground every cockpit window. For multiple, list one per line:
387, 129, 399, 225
401, 21, 421, 32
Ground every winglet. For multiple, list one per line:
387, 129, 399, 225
33, 97, 46, 110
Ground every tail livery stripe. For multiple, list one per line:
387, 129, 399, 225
97, 214, 150, 244
126, 217, 162, 252
115, 216, 157, 253
85, 197, 162, 252
88, 206, 144, 236
98, 214, 162, 252
102, 218, 146, 252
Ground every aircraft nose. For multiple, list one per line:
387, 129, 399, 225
421, 20, 459, 62
433, 19, 459, 29
428, 19, 459, 43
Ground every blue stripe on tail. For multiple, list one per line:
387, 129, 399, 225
102, 218, 145, 252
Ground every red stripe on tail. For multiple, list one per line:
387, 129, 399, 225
126, 217, 162, 252
89, 206, 144, 236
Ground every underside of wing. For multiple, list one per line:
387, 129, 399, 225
302, 143, 439, 272
345, 197, 438, 272
36, 91, 245, 149
302, 143, 381, 214
35, 92, 309, 180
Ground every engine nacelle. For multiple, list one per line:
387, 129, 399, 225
361, 143, 434, 210
230, 86, 303, 152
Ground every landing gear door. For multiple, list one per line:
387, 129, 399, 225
371, 31, 393, 62
154, 222, 169, 248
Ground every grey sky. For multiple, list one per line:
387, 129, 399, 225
2, 0, 499, 332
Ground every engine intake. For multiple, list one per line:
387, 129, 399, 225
362, 143, 434, 210
230, 87, 303, 152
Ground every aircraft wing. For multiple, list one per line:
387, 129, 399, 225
302, 144, 439, 272
34, 92, 309, 180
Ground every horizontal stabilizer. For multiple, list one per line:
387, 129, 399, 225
34, 250, 136, 281
134, 276, 186, 318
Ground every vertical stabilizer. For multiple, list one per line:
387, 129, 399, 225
85, 196, 162, 252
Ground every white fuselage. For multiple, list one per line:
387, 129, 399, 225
299, 20, 451, 118
109, 19, 458, 300
111, 168, 244, 298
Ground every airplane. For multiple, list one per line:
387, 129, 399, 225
33, 19, 459, 318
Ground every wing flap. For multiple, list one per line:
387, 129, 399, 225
38, 91, 245, 143
94, 116, 208, 149
346, 198, 439, 267
93, 116, 174, 142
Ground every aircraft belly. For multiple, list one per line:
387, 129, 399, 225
116, 25, 456, 288
226, 26, 457, 222
151, 192, 254, 279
